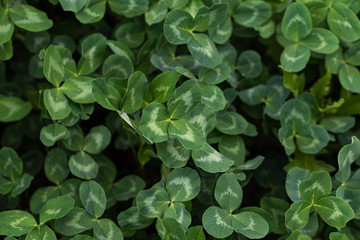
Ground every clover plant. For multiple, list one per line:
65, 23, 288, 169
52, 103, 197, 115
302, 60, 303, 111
1, 0, 360, 239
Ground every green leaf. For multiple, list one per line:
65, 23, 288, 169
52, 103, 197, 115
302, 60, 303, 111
78, 33, 107, 75
44, 148, 69, 185
286, 167, 311, 202
231, 211, 269, 239
296, 125, 329, 154
59, 0, 88, 12
136, 186, 170, 218
202, 206, 233, 238
108, 0, 148, 18
280, 99, 311, 127
236, 155, 264, 171
145, 1, 167, 25
236, 50, 262, 78
0, 18, 14, 44
54, 207, 94, 236
329, 232, 350, 240
339, 64, 360, 93
165, 0, 189, 9
168, 80, 202, 118
337, 136, 360, 182
121, 71, 148, 114
200, 84, 226, 112
149, 71, 180, 103
91, 78, 122, 111
82, 125, 111, 154
281, 3, 312, 42
344, 41, 360, 66
280, 44, 311, 72
93, 219, 123, 240
44, 45, 65, 87
260, 197, 289, 235
164, 202, 191, 230
320, 116, 355, 133
0, 97, 32, 122
117, 207, 153, 230
25, 31, 51, 54
198, 62, 232, 85
186, 226, 206, 240
0, 147, 22, 180
215, 172, 243, 213
39, 195, 74, 224
102, 54, 134, 79
114, 22, 145, 49
193, 4, 228, 31
40, 123, 70, 147
25, 225, 56, 240
315, 196, 355, 228
0, 175, 12, 194
169, 119, 205, 150
156, 138, 191, 168
9, 4, 53, 32
69, 152, 99, 180
301, 28, 339, 54
62, 125, 84, 152
287, 230, 312, 240
0, 210, 37, 237
285, 200, 311, 231
112, 175, 146, 201
0, 40, 13, 61
188, 34, 222, 68
44, 88, 72, 120
79, 180, 106, 218
328, 2, 360, 42
234, 0, 272, 28
183, 103, 216, 136
75, 0, 106, 24
160, 218, 187, 240
192, 143, 234, 173
11, 173, 33, 198
209, 17, 232, 44
164, 9, 194, 45
218, 135, 246, 166
61, 76, 95, 104
216, 111, 248, 135
299, 171, 331, 202
166, 167, 200, 202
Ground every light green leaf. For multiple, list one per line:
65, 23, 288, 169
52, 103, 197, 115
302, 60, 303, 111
299, 171, 331, 202
108, 0, 148, 17
198, 62, 232, 85
0, 18, 14, 44
336, 136, 360, 183
320, 116, 355, 133
156, 138, 191, 168
164, 202, 191, 230
315, 196, 355, 228
164, 9, 194, 45
25, 225, 56, 240
280, 44, 311, 72
59, 0, 88, 12
93, 219, 123, 240
102, 54, 133, 79
236, 155, 264, 171
218, 135, 246, 166
0, 147, 22, 180
136, 186, 170, 218
91, 78, 122, 111
168, 80, 202, 118
193, 4, 228, 31
61, 76, 95, 104
236, 50, 262, 78
54, 207, 94, 236
287, 230, 312, 240
0, 97, 32, 122
281, 3, 312, 42
112, 175, 146, 201
329, 232, 349, 240
286, 167, 311, 202
188, 33, 222, 68
234, 0, 272, 28
43, 45, 65, 87
169, 119, 205, 150
209, 17, 232, 44
39, 195, 74, 224
192, 143, 234, 173
62, 125, 84, 152
0, 175, 12, 194
79, 180, 106, 218
11, 173, 33, 198
44, 148, 69, 185
216, 111, 248, 135
40, 123, 70, 147
30, 186, 60, 214
166, 167, 200, 202
145, 1, 167, 25
301, 28, 339, 54
285, 200, 311, 231
82, 125, 111, 154
107, 40, 135, 63
278, 125, 296, 155
9, 4, 53, 32
328, 2, 360, 42
215, 172, 242, 213
0, 210, 37, 237
183, 103, 216, 136
200, 84, 226, 112
160, 218, 186, 240
339, 64, 360, 93
69, 152, 99, 180
165, 0, 189, 9
140, 102, 170, 143
117, 207, 153, 230
0, 40, 13, 61
202, 206, 233, 239
78, 33, 107, 75
75, 0, 106, 24
186, 226, 206, 240
44, 88, 72, 120
121, 71, 148, 114
149, 71, 180, 103
231, 211, 269, 239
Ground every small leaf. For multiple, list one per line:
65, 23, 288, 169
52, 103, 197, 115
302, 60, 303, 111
79, 180, 106, 218
280, 44, 311, 73
59, 0, 89, 12
296, 125, 329, 154
40, 123, 70, 147
136, 186, 170, 218
145, 1, 167, 25
164, 202, 191, 230
61, 76, 95, 104
0, 97, 32, 122
69, 152, 99, 180
108, 0, 148, 18
336, 136, 360, 183
198, 62, 232, 85
166, 167, 200, 202
121, 71, 148, 114
218, 135, 246, 166
11, 173, 33, 198
320, 116, 355, 133
329, 232, 350, 240
215, 172, 243, 213
234, 1, 272, 28
9, 4, 53, 32
164, 9, 194, 45
91, 78, 122, 111
93, 219, 123, 240
44, 88, 72, 120
82, 125, 111, 154
285, 200, 311, 231
160, 218, 187, 240
55, 207, 94, 236
39, 195, 75, 224
75, 0, 106, 23
299, 171, 332, 202
0, 210, 37, 237
231, 211, 269, 239
0, 40, 13, 61
188, 33, 222, 68
117, 206, 153, 230
169, 119, 206, 150
102, 54, 134, 79
301, 28, 339, 54
156, 138, 191, 168
186, 226, 206, 240
200, 84, 226, 112
209, 17, 232, 44
344, 41, 360, 66
0, 147, 22, 180
236, 50, 262, 78
216, 111, 248, 135
0, 18, 14, 44
25, 225, 56, 240
286, 167, 311, 202
339, 64, 360, 93
193, 4, 228, 31
44, 148, 69, 185
280, 99, 311, 127
149, 71, 180, 103
112, 175, 146, 201
202, 206, 233, 239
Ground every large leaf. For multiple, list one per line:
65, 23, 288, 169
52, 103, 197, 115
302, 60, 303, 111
214, 172, 243, 213
121, 71, 148, 114
44, 148, 69, 185
102, 54, 133, 79
136, 186, 170, 218
93, 219, 123, 240
164, 203, 191, 230
336, 136, 360, 183
0, 210, 37, 237
166, 167, 200, 202
25, 225, 56, 240
236, 50, 262, 78
280, 99, 311, 128
117, 207, 153, 230
91, 78, 122, 111
0, 18, 14, 45
202, 206, 233, 238
43, 88, 72, 120
149, 71, 180, 103
44, 45, 65, 87
9, 4, 53, 32
216, 111, 248, 135
39, 195, 75, 224
285, 200, 311, 231
163, 9, 194, 45
156, 138, 191, 168
231, 211, 269, 239
54, 208, 94, 236
286, 167, 311, 202
301, 28, 339, 54
200, 84, 226, 112
75, 0, 106, 23
169, 119, 205, 150
299, 171, 331, 202
69, 152, 99, 180
193, 4, 228, 31
61, 76, 95, 104
339, 64, 360, 93
280, 44, 310, 72
296, 125, 329, 154
145, 1, 167, 25
188, 34, 222, 68
0, 147, 22, 180
82, 125, 111, 154
0, 97, 32, 122
40, 123, 70, 147
59, 0, 89, 12
79, 180, 106, 218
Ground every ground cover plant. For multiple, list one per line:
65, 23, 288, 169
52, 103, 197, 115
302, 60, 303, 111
1, 0, 360, 239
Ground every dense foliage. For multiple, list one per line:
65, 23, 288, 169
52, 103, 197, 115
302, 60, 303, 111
1, 0, 360, 239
